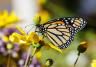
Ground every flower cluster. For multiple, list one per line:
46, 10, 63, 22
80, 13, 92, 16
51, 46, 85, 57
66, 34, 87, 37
0, 9, 55, 67
0, 28, 20, 66
0, 26, 42, 67
9, 26, 60, 67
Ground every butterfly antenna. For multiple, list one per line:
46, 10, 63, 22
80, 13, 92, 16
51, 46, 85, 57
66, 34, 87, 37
25, 24, 35, 28
26, 26, 36, 34
25, 24, 36, 34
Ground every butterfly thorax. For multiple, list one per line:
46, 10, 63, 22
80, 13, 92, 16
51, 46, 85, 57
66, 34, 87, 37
36, 24, 47, 34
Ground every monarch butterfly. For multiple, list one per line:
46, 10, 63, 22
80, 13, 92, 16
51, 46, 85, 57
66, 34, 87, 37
35, 17, 87, 49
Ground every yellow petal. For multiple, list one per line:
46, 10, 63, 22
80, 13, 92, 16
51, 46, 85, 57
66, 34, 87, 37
7, 11, 19, 23
9, 32, 26, 44
9, 10, 16, 18
0, 10, 19, 28
2, 10, 8, 19
16, 26, 26, 35
48, 43, 62, 53
27, 32, 39, 43
9, 33, 21, 43
0, 20, 6, 27
19, 39, 27, 44
0, 10, 8, 27
35, 51, 42, 59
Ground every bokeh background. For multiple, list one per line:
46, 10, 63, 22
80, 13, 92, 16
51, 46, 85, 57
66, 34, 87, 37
0, 0, 96, 67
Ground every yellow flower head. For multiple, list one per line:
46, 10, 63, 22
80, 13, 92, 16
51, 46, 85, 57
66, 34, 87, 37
9, 26, 40, 45
9, 32, 25, 44
0, 10, 19, 28
45, 59, 54, 67
27, 32, 39, 44
77, 41, 88, 53
33, 10, 50, 25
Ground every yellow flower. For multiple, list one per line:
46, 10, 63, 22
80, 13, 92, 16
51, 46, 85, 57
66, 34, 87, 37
6, 10, 19, 24
9, 26, 40, 45
77, 41, 88, 53
16, 26, 26, 35
91, 60, 96, 67
33, 10, 50, 24
0, 10, 8, 20
0, 10, 19, 28
0, 10, 8, 27
9, 32, 26, 44
27, 32, 39, 44
45, 59, 54, 67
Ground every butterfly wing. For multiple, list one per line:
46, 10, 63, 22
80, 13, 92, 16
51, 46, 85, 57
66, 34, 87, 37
38, 17, 87, 49
63, 17, 87, 33
43, 19, 75, 49
72, 18, 87, 33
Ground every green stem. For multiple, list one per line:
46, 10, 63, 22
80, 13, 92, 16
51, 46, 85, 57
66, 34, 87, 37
24, 45, 32, 67
27, 47, 37, 66
32, 47, 37, 56
74, 52, 81, 67
24, 45, 37, 67
7, 54, 11, 67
